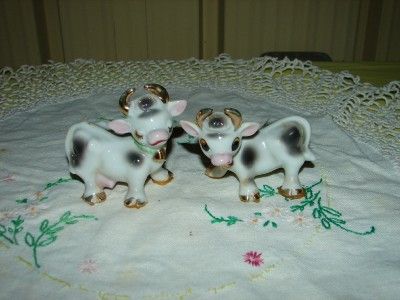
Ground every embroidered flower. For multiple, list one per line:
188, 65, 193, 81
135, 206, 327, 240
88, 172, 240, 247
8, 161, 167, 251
243, 251, 264, 267
1, 174, 16, 183
20, 202, 49, 218
0, 209, 16, 223
263, 204, 290, 219
287, 213, 312, 227
79, 259, 98, 274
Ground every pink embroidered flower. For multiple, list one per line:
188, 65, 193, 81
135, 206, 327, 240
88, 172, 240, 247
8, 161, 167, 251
288, 213, 312, 227
0, 209, 16, 223
79, 259, 98, 274
243, 251, 264, 267
20, 202, 49, 218
1, 174, 16, 183
263, 205, 289, 218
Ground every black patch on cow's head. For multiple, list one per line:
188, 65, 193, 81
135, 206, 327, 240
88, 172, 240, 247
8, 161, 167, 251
138, 97, 154, 111
70, 138, 87, 167
281, 126, 303, 155
138, 108, 161, 119
241, 146, 257, 168
208, 116, 225, 128
126, 151, 144, 166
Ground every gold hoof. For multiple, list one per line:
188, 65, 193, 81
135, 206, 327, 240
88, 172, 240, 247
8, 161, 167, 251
277, 186, 305, 199
82, 191, 106, 206
240, 192, 261, 203
151, 171, 173, 186
124, 198, 147, 209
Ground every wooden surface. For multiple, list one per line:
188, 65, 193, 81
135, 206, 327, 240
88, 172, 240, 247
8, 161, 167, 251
0, 0, 400, 68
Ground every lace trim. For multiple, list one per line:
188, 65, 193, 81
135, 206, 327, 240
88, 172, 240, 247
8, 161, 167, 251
1, 54, 399, 170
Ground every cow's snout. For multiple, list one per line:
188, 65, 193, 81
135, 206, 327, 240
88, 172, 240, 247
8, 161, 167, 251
211, 154, 232, 167
147, 129, 169, 146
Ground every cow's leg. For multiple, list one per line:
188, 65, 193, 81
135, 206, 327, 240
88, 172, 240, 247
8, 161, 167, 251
237, 176, 260, 203
205, 166, 228, 179
124, 172, 148, 209
278, 162, 305, 199
150, 167, 173, 186
80, 172, 107, 205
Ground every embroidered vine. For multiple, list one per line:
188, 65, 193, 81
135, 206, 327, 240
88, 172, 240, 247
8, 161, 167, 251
0, 211, 97, 268
205, 179, 375, 236
0, 215, 24, 245
289, 179, 375, 236
24, 211, 97, 268
16, 177, 73, 204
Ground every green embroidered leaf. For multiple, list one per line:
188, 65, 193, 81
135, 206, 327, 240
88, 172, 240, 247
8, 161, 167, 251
312, 208, 321, 219
11, 216, 24, 227
64, 218, 79, 225
24, 232, 35, 247
45, 226, 65, 235
271, 222, 278, 228
328, 218, 346, 225
226, 216, 241, 226
321, 206, 342, 217
254, 212, 262, 216
263, 221, 270, 227
0, 224, 6, 234
40, 220, 49, 232
321, 218, 331, 229
259, 185, 276, 197
38, 236, 57, 247
16, 198, 28, 204
60, 211, 72, 222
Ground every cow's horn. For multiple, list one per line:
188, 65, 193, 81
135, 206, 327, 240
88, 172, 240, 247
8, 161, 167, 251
196, 108, 213, 128
144, 83, 169, 103
224, 108, 242, 129
119, 88, 136, 115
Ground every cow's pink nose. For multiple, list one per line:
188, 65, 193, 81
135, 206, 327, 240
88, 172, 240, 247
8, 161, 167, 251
147, 129, 169, 146
211, 154, 232, 166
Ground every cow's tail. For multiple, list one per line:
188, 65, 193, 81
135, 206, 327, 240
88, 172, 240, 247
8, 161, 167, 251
294, 116, 316, 163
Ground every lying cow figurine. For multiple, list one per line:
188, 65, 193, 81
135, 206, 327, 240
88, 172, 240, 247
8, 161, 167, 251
180, 108, 315, 202
65, 84, 187, 208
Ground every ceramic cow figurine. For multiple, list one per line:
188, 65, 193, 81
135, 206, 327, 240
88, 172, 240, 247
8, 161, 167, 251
65, 84, 187, 208
180, 108, 315, 202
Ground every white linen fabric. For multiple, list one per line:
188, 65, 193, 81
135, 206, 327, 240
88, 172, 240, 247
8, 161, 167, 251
0, 56, 399, 299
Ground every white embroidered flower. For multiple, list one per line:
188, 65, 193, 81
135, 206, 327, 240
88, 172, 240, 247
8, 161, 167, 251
20, 202, 49, 218
263, 204, 290, 219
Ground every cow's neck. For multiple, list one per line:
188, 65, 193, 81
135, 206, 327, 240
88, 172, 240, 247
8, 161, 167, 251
131, 136, 166, 162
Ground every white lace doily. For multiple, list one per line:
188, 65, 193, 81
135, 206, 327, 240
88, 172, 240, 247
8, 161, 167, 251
1, 54, 399, 170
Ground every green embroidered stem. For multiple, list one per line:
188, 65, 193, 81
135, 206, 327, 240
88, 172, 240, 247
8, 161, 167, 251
43, 177, 73, 191
204, 205, 243, 226
290, 179, 375, 236
0, 216, 24, 245
259, 184, 277, 198
24, 211, 97, 268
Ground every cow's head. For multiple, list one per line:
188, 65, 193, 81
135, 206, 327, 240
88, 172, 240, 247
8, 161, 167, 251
109, 84, 187, 148
180, 108, 260, 166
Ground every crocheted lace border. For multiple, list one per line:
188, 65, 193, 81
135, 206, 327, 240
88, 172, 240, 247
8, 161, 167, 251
1, 54, 399, 170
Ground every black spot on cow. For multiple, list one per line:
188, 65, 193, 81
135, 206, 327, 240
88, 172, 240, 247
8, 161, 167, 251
281, 126, 303, 155
208, 116, 225, 128
241, 146, 257, 168
138, 97, 154, 111
126, 151, 144, 166
71, 138, 87, 167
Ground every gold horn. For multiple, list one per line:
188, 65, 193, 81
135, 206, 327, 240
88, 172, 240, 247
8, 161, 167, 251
196, 108, 213, 127
144, 83, 169, 103
224, 108, 242, 129
119, 88, 136, 115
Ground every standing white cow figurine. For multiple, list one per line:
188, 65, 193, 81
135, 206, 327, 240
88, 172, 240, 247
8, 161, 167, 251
65, 84, 187, 208
180, 108, 315, 202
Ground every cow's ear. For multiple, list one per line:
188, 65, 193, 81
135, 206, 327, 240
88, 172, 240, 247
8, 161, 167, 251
108, 119, 131, 134
168, 100, 187, 116
239, 122, 260, 137
180, 120, 201, 137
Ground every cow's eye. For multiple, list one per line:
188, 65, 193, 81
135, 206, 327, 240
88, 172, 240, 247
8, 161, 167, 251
231, 137, 240, 151
199, 139, 209, 152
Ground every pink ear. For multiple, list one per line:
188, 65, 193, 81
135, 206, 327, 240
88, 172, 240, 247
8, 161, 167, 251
180, 120, 201, 137
240, 122, 260, 137
168, 100, 187, 117
108, 119, 131, 134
